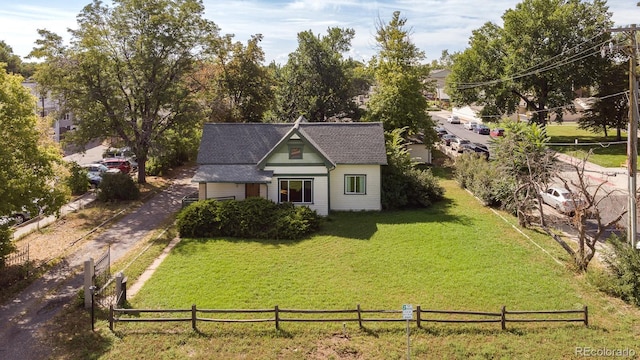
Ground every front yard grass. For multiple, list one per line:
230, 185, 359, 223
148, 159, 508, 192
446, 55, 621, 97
546, 123, 628, 168
86, 174, 640, 359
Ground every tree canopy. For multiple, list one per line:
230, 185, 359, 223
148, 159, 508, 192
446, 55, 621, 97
31, 0, 219, 183
578, 60, 628, 140
0, 41, 36, 78
447, 0, 613, 125
198, 34, 273, 123
0, 65, 68, 221
365, 11, 436, 144
274, 27, 362, 122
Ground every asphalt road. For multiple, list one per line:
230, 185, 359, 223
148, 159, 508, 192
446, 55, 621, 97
433, 111, 632, 240
0, 167, 197, 360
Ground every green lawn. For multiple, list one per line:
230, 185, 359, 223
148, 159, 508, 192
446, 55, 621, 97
546, 123, 628, 168
93, 176, 640, 359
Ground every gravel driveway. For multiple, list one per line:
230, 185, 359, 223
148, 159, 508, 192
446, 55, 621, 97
0, 167, 196, 360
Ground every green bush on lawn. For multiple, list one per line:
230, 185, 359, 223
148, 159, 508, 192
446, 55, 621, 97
177, 197, 321, 240
97, 172, 140, 201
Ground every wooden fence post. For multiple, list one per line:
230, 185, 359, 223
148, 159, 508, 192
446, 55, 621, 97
501, 306, 506, 330
416, 305, 421, 329
84, 258, 94, 309
357, 304, 363, 329
275, 305, 280, 330
583, 305, 588, 327
192, 304, 197, 331
109, 305, 113, 332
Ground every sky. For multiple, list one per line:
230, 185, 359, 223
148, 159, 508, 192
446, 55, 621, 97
0, 0, 637, 65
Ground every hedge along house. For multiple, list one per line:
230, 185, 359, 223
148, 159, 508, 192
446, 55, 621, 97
193, 116, 387, 216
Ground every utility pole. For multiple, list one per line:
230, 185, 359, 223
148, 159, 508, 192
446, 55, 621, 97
607, 24, 639, 248
630, 25, 639, 249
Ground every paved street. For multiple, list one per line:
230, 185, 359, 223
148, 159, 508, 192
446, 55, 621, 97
434, 110, 637, 242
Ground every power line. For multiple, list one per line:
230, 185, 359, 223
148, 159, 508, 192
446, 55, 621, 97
454, 35, 616, 90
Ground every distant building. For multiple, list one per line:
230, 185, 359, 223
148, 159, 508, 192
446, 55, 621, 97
22, 80, 77, 142
427, 69, 451, 106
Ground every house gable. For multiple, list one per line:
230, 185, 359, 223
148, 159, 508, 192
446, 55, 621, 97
256, 118, 336, 169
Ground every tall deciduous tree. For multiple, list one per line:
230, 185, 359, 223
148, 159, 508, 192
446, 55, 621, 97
365, 11, 436, 144
448, 0, 612, 125
275, 27, 359, 122
578, 60, 628, 140
199, 34, 273, 123
30, 0, 219, 183
0, 66, 69, 263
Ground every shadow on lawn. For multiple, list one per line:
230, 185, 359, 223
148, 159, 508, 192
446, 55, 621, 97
321, 197, 467, 240
175, 197, 467, 246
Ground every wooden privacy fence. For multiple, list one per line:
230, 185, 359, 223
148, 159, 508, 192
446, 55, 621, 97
109, 304, 588, 332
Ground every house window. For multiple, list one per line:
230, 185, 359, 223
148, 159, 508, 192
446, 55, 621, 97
289, 145, 303, 159
279, 179, 312, 203
345, 175, 366, 195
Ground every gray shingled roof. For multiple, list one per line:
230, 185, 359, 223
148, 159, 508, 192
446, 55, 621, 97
192, 165, 273, 183
197, 122, 387, 165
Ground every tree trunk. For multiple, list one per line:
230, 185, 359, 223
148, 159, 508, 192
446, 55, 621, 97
137, 158, 146, 184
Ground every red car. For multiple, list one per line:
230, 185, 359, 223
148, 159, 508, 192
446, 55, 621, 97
102, 158, 132, 173
490, 128, 505, 137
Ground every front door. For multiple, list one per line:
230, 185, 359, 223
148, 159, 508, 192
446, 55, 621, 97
245, 183, 260, 198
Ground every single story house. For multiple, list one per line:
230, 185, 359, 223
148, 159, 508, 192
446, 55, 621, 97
192, 117, 388, 216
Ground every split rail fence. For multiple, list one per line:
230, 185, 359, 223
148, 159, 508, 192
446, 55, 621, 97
109, 304, 588, 332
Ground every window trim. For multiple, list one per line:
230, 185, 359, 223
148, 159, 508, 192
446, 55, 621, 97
288, 144, 304, 159
279, 178, 313, 204
344, 174, 366, 195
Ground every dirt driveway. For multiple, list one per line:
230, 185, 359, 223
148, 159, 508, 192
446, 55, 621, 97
0, 167, 196, 360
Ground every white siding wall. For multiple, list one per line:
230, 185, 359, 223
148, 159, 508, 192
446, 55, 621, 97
205, 183, 246, 200
329, 165, 382, 211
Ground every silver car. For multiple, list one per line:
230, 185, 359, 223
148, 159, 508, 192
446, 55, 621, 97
451, 138, 470, 152
540, 187, 585, 214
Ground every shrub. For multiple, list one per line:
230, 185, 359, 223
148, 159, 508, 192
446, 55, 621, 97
177, 197, 321, 240
175, 199, 224, 238
381, 128, 445, 210
145, 157, 164, 177
97, 172, 140, 202
0, 225, 16, 268
454, 153, 509, 207
600, 235, 640, 306
67, 162, 89, 195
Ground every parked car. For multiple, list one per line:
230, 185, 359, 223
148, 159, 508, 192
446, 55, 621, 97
10, 210, 31, 225
102, 146, 135, 159
102, 158, 132, 174
451, 138, 471, 152
83, 163, 111, 176
474, 124, 490, 135
463, 121, 478, 131
435, 127, 449, 137
87, 172, 102, 187
441, 134, 457, 146
447, 115, 461, 124
540, 187, 585, 214
461, 143, 490, 159
490, 128, 505, 137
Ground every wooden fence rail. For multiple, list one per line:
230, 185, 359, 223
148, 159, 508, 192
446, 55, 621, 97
5, 244, 29, 268
109, 304, 588, 332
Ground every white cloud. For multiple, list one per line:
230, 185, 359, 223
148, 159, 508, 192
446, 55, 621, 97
0, 0, 636, 64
